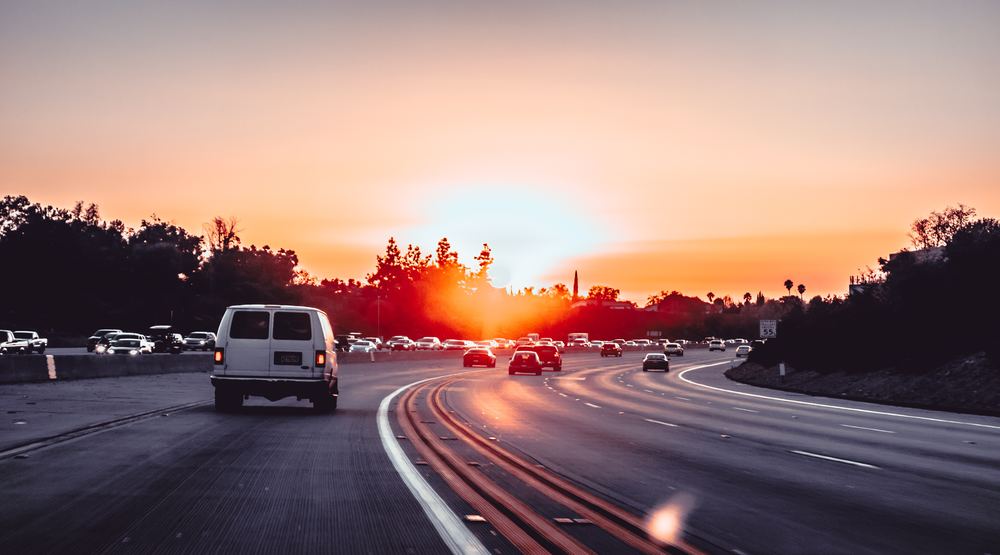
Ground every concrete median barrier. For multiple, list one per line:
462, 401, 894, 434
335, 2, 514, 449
1, 345, 670, 384
0, 353, 213, 384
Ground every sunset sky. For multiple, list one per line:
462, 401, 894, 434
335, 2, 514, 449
2, 2, 999, 302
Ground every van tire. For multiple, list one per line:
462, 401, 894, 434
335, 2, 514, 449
313, 394, 336, 413
215, 389, 242, 412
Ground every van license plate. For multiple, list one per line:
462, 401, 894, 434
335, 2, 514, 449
274, 352, 302, 365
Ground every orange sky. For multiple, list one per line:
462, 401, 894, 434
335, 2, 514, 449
2, 2, 999, 301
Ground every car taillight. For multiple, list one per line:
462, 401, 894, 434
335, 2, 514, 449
315, 350, 326, 367
214, 348, 224, 365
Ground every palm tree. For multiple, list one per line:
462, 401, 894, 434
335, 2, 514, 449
743, 292, 752, 305
797, 283, 806, 299
783, 279, 793, 296
706, 292, 715, 304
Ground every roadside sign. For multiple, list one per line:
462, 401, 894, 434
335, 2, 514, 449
759, 319, 777, 339
647, 331, 662, 337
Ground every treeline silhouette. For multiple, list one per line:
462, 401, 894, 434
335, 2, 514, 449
752, 205, 1000, 372
1, 195, 812, 341
8, 195, 991, 365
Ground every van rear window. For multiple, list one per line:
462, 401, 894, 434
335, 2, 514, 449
273, 312, 312, 341
231, 311, 269, 339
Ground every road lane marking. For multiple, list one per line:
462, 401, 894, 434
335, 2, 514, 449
643, 389, 654, 393
675, 396, 690, 401
732, 407, 759, 413
678, 363, 1000, 431
841, 424, 895, 434
790, 450, 880, 469
558, 393, 568, 397
625, 384, 634, 388
378, 375, 490, 555
644, 418, 678, 427
584, 402, 602, 409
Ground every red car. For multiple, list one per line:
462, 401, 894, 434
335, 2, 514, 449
600, 343, 622, 357
508, 351, 542, 376
463, 347, 496, 368
526, 344, 562, 371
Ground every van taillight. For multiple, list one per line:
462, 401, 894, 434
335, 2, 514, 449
214, 348, 224, 365
315, 350, 326, 367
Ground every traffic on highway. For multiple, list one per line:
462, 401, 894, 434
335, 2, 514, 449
4, 2, 1000, 554
2, 312, 999, 554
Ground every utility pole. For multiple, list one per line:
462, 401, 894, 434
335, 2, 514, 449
376, 295, 381, 339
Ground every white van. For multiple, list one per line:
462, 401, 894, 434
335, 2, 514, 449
211, 304, 338, 412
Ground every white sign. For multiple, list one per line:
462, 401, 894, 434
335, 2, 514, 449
759, 319, 777, 338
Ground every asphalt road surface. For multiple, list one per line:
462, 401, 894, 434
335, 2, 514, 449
1, 350, 997, 554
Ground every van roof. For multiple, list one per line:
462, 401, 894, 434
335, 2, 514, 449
226, 304, 326, 313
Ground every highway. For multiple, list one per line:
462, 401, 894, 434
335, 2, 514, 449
1, 350, 998, 554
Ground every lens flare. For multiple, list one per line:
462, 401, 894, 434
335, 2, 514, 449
645, 492, 697, 545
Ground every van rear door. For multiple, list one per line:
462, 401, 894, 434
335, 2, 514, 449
269, 310, 317, 379
225, 310, 271, 377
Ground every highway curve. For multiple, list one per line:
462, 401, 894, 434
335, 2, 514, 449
1, 350, 998, 554
434, 350, 1000, 554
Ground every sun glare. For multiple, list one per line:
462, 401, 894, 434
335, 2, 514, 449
401, 184, 605, 290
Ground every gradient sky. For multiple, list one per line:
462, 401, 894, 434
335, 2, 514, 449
3, 1, 999, 302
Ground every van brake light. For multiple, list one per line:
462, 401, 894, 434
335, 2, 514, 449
214, 348, 224, 365
315, 350, 326, 367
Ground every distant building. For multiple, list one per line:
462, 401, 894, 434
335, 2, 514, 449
888, 246, 945, 265
848, 246, 944, 296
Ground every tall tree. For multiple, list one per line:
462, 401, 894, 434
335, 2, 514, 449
784, 279, 793, 296
204, 216, 241, 253
473, 243, 493, 283
706, 292, 715, 304
910, 204, 977, 249
367, 237, 406, 292
587, 285, 620, 302
743, 292, 752, 305
797, 283, 806, 299
435, 237, 459, 268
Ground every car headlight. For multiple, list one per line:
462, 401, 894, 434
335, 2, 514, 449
129, 349, 138, 355
96, 345, 106, 353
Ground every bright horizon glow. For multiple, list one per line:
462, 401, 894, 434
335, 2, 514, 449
396, 183, 607, 291
2, 2, 999, 301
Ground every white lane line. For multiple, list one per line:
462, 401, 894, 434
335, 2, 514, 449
644, 418, 678, 428
790, 450, 880, 469
626, 384, 634, 388
558, 393, 568, 397
675, 396, 690, 401
643, 389, 655, 393
732, 407, 759, 413
378, 375, 490, 555
678, 363, 1000, 431
841, 424, 896, 434
585, 402, 602, 409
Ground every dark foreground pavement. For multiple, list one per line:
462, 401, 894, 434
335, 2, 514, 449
2, 351, 998, 554
0, 361, 459, 554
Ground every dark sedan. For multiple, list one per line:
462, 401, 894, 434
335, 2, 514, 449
600, 342, 623, 357
463, 347, 497, 368
642, 353, 670, 372
508, 351, 542, 376
523, 344, 562, 371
